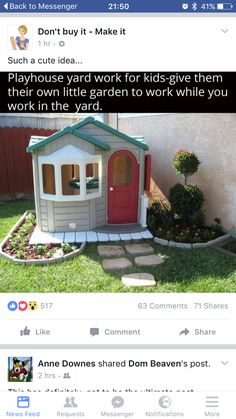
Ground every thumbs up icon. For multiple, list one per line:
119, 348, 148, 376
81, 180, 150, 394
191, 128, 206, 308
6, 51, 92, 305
20, 326, 31, 336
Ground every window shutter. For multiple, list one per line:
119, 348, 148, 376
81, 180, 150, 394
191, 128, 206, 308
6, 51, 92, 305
144, 154, 151, 191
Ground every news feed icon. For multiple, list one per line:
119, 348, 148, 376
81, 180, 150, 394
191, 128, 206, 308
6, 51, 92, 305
17, 396, 30, 408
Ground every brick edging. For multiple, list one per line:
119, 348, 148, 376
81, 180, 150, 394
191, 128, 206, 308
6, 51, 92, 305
0, 210, 86, 265
154, 233, 231, 249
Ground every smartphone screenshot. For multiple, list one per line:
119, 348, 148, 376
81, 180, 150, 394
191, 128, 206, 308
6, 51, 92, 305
0, 1, 235, 417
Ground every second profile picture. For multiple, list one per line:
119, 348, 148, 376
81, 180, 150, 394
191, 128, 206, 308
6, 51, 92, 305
8, 357, 33, 382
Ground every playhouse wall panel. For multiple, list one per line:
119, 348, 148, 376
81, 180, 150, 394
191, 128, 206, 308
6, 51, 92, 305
89, 200, 97, 230
53, 206, 88, 215
32, 154, 42, 230
78, 126, 141, 161
43, 134, 96, 156
53, 200, 90, 232
47, 201, 55, 232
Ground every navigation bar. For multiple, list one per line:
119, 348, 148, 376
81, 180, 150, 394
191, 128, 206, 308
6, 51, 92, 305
1, 0, 235, 13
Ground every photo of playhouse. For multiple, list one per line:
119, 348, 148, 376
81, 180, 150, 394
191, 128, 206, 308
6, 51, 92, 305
27, 116, 151, 233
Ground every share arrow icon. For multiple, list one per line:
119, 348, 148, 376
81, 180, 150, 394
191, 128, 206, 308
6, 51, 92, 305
179, 328, 190, 336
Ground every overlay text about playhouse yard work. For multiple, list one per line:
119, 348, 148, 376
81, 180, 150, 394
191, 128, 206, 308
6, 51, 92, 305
1, 72, 235, 113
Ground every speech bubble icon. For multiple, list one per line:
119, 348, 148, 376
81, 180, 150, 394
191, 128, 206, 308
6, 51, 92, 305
112, 396, 124, 408
90, 328, 99, 337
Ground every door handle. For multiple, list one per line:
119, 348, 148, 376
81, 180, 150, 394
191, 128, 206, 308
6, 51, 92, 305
109, 187, 114, 191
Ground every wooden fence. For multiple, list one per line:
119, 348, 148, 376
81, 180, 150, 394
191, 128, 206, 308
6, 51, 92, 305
0, 127, 56, 196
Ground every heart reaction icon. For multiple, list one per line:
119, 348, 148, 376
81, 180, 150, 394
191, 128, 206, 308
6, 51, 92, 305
18, 301, 28, 311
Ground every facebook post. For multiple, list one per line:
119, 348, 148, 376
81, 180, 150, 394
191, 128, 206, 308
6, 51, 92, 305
0, 2, 235, 417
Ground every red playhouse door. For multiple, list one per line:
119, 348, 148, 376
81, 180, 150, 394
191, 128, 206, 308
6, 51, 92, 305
108, 150, 139, 224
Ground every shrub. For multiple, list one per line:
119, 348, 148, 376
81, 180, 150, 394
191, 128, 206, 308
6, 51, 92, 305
173, 150, 200, 184
36, 245, 47, 255
61, 243, 73, 254
169, 183, 204, 221
15, 250, 25, 259
25, 212, 36, 225
192, 210, 206, 227
147, 200, 173, 231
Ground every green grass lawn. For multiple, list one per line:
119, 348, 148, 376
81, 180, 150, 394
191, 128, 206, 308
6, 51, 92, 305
0, 199, 236, 293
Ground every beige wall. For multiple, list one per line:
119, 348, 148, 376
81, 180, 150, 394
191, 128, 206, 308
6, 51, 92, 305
116, 113, 236, 230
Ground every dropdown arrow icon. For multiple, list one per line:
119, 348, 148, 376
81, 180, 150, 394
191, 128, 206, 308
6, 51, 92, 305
221, 361, 229, 365
221, 29, 229, 33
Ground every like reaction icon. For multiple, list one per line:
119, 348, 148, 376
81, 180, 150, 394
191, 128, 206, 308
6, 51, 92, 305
8, 301, 18, 311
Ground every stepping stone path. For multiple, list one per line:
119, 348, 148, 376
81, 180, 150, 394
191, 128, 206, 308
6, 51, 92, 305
98, 245, 125, 257
135, 254, 164, 267
122, 273, 156, 287
99, 242, 164, 279
102, 257, 133, 270
125, 243, 154, 255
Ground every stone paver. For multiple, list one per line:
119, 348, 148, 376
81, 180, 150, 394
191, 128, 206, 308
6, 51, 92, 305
98, 245, 125, 257
130, 232, 143, 240
86, 231, 98, 242
135, 254, 164, 267
125, 243, 154, 255
141, 230, 153, 239
102, 257, 133, 270
97, 233, 109, 242
122, 273, 156, 287
64, 232, 76, 243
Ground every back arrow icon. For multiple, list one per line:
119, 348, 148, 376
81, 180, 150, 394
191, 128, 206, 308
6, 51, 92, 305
179, 328, 190, 336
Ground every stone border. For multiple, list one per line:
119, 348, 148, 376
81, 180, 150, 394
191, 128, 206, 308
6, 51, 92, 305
154, 233, 231, 249
212, 237, 236, 257
0, 210, 86, 265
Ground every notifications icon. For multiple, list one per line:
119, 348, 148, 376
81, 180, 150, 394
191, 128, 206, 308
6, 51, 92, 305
112, 396, 124, 408
90, 328, 99, 337
159, 396, 171, 409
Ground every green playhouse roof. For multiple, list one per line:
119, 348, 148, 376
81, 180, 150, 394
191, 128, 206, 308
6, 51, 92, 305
27, 116, 148, 152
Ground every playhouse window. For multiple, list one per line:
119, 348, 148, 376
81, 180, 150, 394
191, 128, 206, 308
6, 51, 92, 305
113, 155, 132, 185
86, 163, 99, 194
42, 164, 55, 195
61, 164, 80, 196
39, 145, 102, 201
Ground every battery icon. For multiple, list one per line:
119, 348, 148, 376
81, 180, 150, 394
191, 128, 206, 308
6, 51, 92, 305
217, 3, 233, 9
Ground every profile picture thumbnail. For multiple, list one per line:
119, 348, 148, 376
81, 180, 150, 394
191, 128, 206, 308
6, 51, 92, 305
8, 356, 33, 382
10, 25, 29, 50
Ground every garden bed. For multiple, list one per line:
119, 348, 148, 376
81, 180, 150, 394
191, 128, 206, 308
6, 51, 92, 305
0, 211, 86, 265
154, 224, 230, 249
